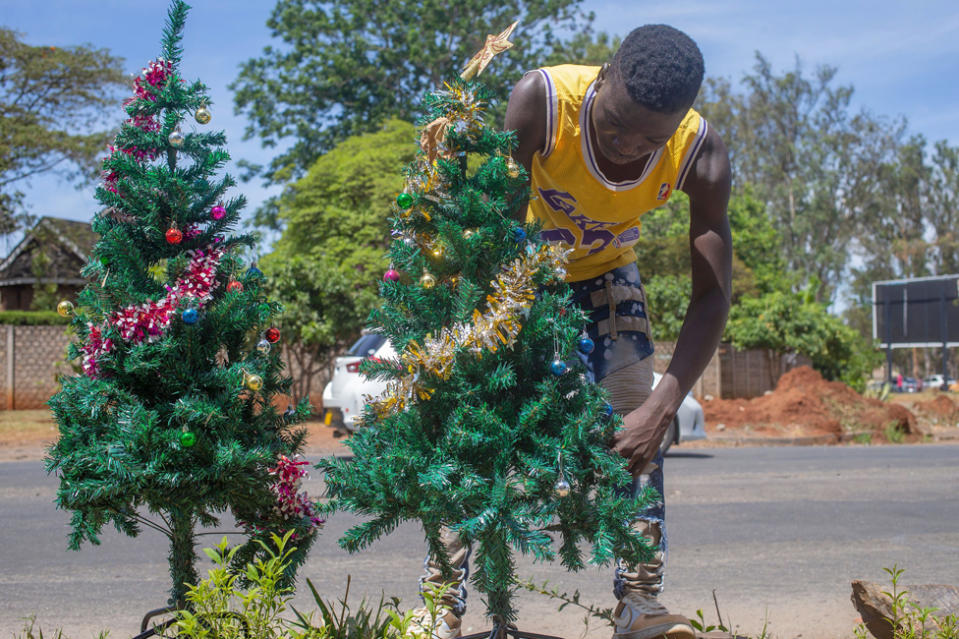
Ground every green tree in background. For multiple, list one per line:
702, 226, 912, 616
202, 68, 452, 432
230, 0, 616, 229
0, 28, 127, 232
636, 190, 778, 342
697, 53, 894, 303
260, 119, 416, 397
724, 284, 881, 391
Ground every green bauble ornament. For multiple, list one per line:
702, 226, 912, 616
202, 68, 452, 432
396, 192, 413, 209
179, 430, 196, 448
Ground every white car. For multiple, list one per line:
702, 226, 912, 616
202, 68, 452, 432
323, 335, 707, 454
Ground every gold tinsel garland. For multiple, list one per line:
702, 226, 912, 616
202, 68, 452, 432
367, 243, 571, 419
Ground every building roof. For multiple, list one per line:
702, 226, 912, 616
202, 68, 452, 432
0, 216, 97, 286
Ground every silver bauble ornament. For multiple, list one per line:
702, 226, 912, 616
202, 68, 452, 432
168, 128, 185, 147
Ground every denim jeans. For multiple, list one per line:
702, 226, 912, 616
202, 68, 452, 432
569, 262, 666, 597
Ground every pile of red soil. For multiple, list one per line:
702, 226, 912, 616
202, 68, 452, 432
913, 395, 959, 423
703, 366, 916, 439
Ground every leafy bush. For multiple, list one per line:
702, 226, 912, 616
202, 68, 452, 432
173, 533, 452, 639
724, 287, 882, 391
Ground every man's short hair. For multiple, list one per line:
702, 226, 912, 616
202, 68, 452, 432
611, 24, 705, 113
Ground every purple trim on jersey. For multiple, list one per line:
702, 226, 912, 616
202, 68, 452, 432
538, 69, 556, 157
677, 118, 709, 190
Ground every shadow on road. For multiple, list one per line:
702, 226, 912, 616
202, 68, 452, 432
664, 451, 714, 459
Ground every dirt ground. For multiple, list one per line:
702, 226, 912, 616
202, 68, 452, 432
0, 411, 349, 462
4, 366, 958, 462
697, 366, 959, 445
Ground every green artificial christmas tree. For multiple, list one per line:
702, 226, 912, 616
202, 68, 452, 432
45, 1, 321, 609
320, 28, 655, 630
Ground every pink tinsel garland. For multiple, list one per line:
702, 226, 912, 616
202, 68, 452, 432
80, 245, 225, 378
104, 59, 175, 194
269, 455, 325, 529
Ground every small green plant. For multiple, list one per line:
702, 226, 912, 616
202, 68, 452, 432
287, 574, 403, 639
175, 531, 298, 639
853, 565, 959, 639
853, 432, 873, 445
13, 616, 109, 639
884, 421, 907, 444
518, 577, 615, 637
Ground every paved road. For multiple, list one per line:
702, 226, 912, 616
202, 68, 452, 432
2, 444, 958, 639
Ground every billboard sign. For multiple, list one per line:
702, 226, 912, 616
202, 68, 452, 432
873, 275, 959, 348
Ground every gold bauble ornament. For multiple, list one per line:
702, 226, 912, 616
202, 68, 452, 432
463, 229, 476, 239
553, 477, 571, 498
57, 300, 74, 317
431, 244, 444, 259
245, 373, 263, 392
420, 273, 436, 289
506, 157, 521, 178
194, 106, 211, 124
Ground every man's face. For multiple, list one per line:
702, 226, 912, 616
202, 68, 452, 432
591, 67, 687, 165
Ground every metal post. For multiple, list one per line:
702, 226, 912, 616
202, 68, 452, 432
884, 300, 893, 383
941, 289, 949, 389
6, 325, 13, 410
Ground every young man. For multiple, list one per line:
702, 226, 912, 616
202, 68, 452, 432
414, 24, 732, 639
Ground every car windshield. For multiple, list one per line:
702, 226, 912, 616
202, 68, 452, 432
347, 333, 386, 358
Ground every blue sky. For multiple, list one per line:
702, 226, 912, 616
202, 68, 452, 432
3, 0, 958, 252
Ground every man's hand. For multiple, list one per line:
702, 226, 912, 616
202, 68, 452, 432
611, 378, 682, 475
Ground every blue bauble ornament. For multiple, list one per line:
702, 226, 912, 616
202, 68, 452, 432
513, 227, 527, 242
182, 308, 198, 325
603, 402, 614, 418
550, 359, 568, 376
246, 265, 263, 279
578, 337, 595, 354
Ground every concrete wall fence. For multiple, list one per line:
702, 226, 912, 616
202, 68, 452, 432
1, 324, 73, 410
0, 325, 810, 411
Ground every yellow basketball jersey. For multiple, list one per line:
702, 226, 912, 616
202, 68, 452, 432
527, 65, 709, 281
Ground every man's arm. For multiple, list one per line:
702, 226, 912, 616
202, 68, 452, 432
613, 126, 733, 475
503, 71, 547, 221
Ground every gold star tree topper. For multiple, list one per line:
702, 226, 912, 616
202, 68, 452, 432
420, 21, 519, 163
460, 21, 518, 81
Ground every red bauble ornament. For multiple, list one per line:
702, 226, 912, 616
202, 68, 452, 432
383, 269, 400, 282
227, 280, 243, 293
165, 227, 183, 245
265, 327, 281, 343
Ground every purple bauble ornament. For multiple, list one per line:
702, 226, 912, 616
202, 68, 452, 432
211, 205, 226, 220
383, 269, 401, 282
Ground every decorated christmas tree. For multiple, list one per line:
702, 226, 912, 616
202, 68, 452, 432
320, 27, 654, 628
45, 1, 321, 608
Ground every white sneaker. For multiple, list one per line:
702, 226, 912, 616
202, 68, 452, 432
612, 592, 695, 639
407, 606, 462, 639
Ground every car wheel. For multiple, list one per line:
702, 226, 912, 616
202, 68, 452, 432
659, 418, 678, 457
